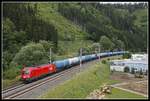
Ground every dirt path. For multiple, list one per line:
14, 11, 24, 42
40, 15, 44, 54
110, 80, 148, 97
111, 80, 147, 87
113, 86, 148, 97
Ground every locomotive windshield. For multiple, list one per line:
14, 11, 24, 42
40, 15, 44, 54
23, 69, 30, 74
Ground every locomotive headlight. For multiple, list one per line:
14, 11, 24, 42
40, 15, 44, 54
23, 75, 30, 78
49, 67, 53, 71
23, 76, 26, 79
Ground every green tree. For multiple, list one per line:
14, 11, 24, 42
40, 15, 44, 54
12, 42, 49, 67
3, 18, 15, 50
39, 40, 55, 62
99, 36, 114, 51
3, 18, 28, 70
113, 39, 125, 50
39, 40, 54, 52
91, 43, 100, 53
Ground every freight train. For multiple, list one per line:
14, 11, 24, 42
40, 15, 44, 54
21, 51, 127, 82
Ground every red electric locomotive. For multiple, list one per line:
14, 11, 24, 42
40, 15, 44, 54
21, 64, 56, 82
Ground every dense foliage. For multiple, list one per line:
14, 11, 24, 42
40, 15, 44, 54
2, 2, 147, 79
58, 3, 147, 52
3, 3, 58, 45
3, 3, 58, 71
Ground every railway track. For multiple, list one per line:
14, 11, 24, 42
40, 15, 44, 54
2, 61, 84, 99
2, 81, 23, 91
2, 55, 122, 99
2, 83, 25, 94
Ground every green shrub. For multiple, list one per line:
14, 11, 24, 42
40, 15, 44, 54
3, 67, 20, 79
123, 53, 131, 59
102, 60, 106, 64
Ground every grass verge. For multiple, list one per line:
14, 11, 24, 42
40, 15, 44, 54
105, 88, 147, 99
2, 76, 21, 89
40, 55, 146, 99
40, 61, 119, 98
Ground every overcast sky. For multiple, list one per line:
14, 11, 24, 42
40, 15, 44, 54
99, 2, 148, 4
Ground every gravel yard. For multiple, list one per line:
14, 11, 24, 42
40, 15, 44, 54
109, 72, 148, 97
110, 72, 148, 82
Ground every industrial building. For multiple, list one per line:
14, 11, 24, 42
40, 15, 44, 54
110, 54, 148, 73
